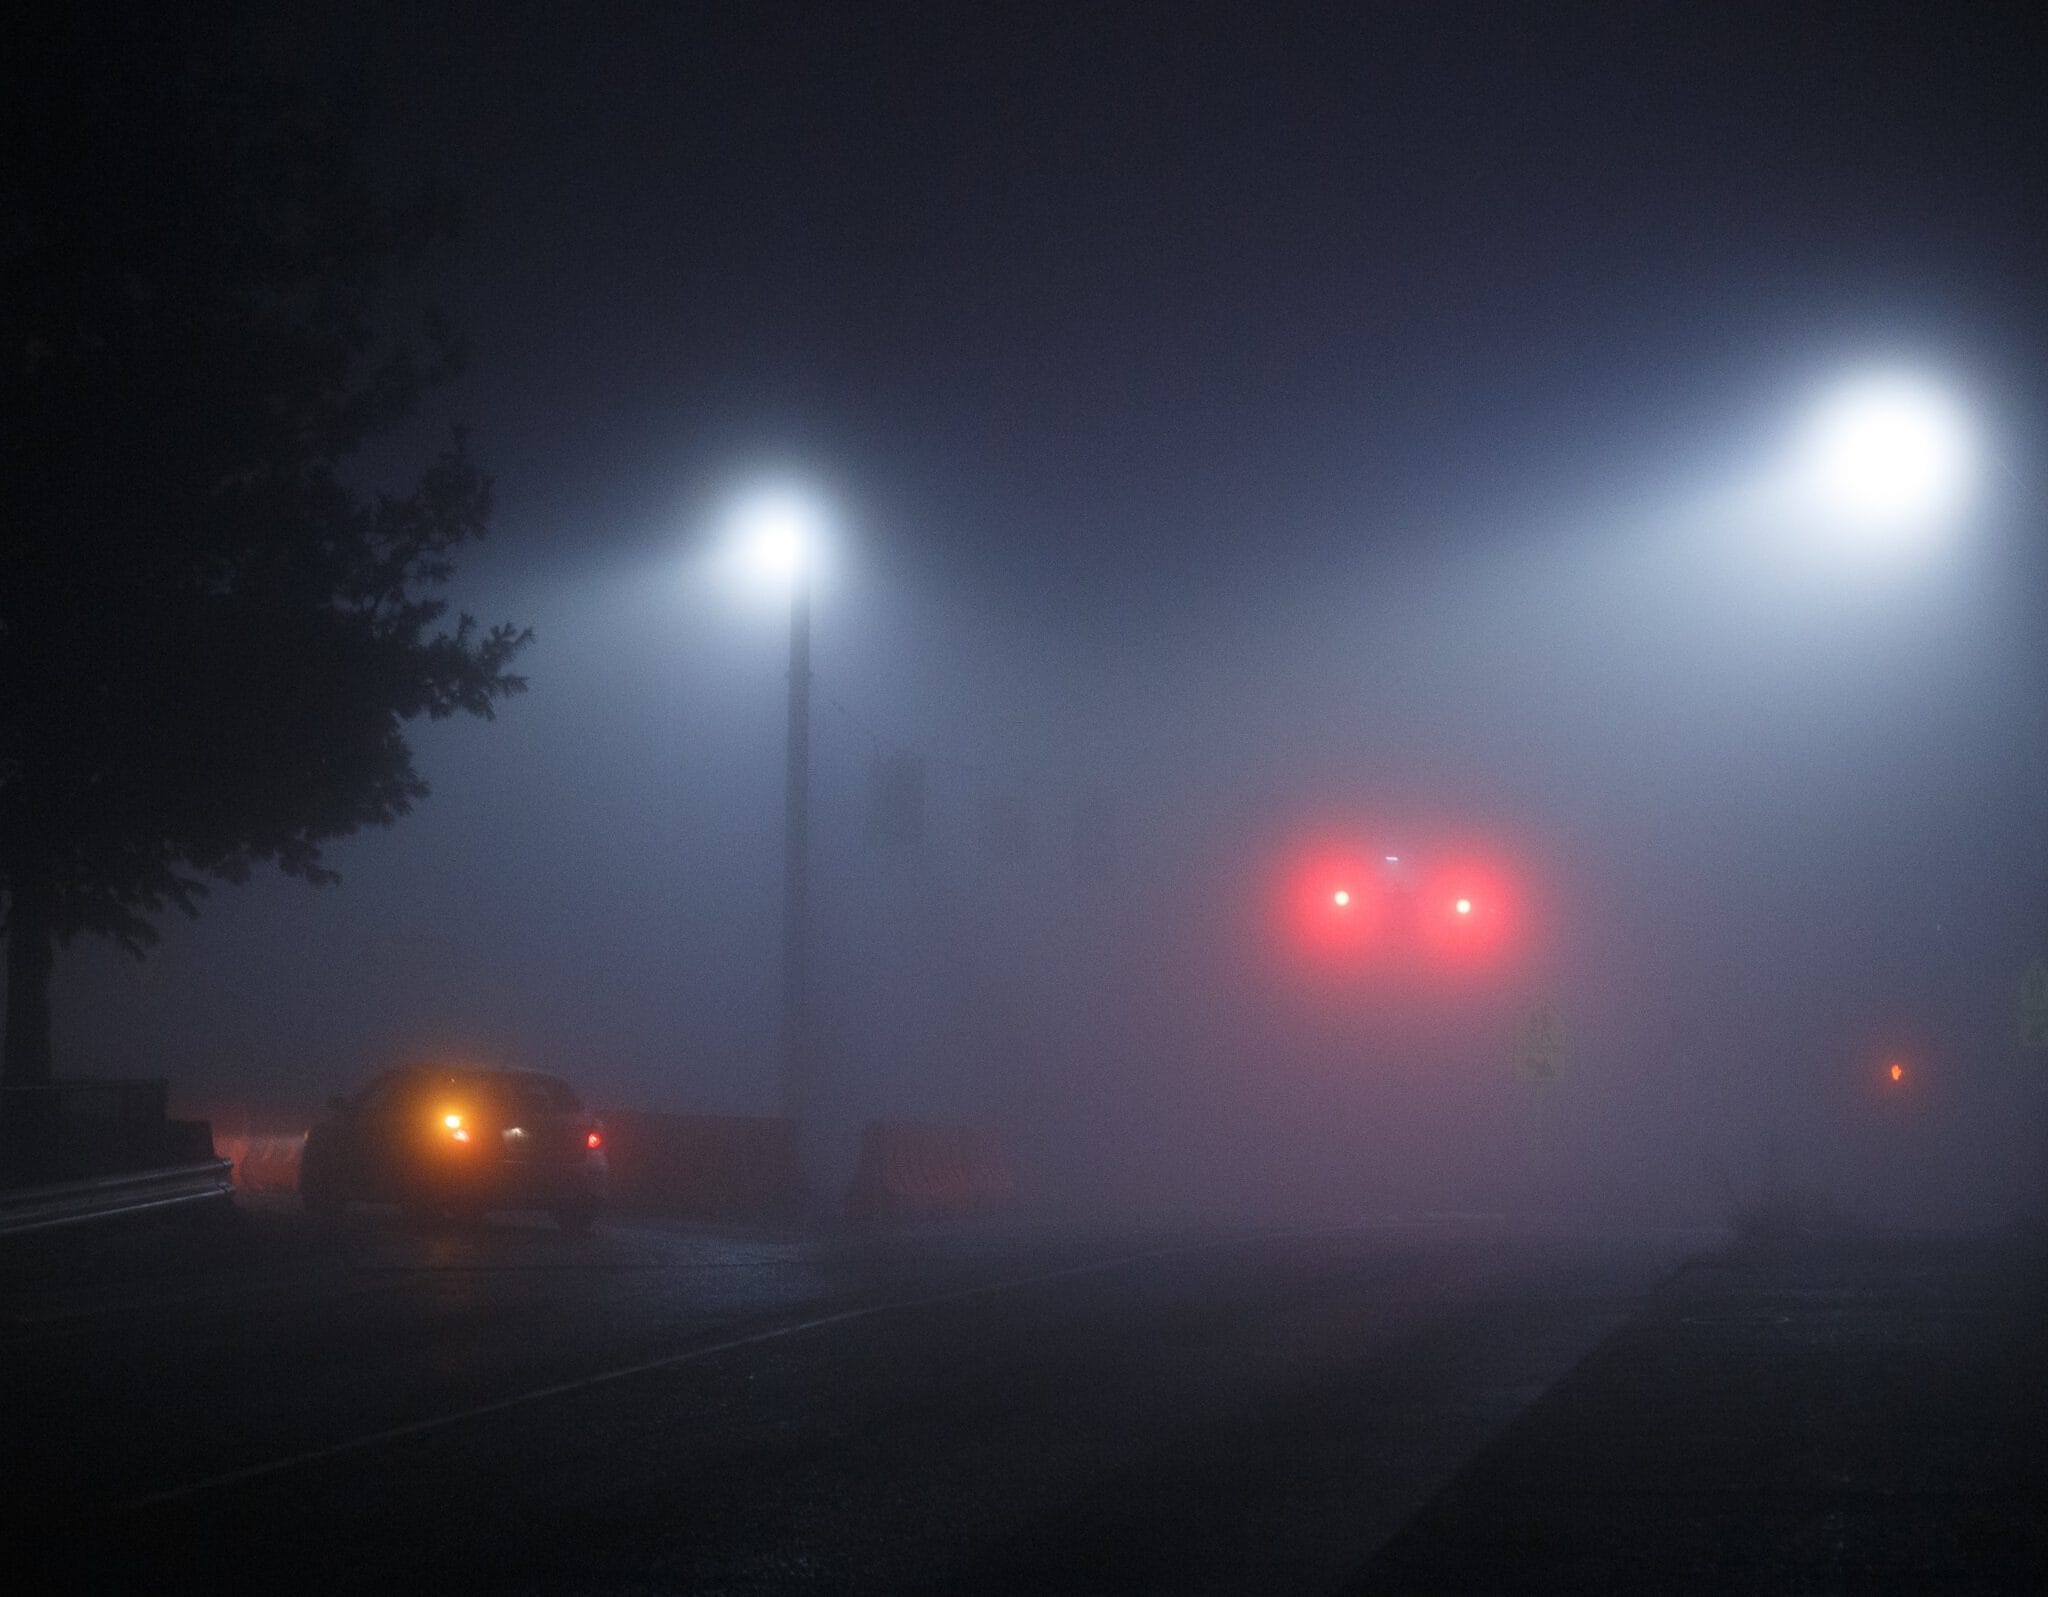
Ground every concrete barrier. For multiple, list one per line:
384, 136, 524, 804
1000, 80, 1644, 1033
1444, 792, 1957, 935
601, 1110, 807, 1218
215, 1132, 306, 1194
844, 1119, 1018, 1222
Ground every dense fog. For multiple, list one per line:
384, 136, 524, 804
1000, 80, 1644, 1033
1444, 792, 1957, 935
31, 2, 2048, 1230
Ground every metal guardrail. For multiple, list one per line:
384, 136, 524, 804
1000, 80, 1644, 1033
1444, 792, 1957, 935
0, 1159, 235, 1237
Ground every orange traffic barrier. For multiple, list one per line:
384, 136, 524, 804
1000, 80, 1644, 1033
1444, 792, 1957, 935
600, 1111, 807, 1218
216, 1132, 306, 1193
844, 1120, 1018, 1221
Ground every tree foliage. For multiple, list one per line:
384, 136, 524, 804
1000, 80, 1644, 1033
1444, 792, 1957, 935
1, 24, 530, 1080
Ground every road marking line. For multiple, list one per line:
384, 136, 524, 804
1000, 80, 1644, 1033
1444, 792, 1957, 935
118, 1216, 1709, 1511
117, 1231, 1283, 1511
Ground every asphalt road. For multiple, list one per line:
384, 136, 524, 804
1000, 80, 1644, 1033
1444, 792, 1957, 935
4, 1202, 1707, 1593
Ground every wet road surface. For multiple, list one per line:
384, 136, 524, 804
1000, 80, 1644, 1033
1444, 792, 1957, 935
5, 1203, 1706, 1593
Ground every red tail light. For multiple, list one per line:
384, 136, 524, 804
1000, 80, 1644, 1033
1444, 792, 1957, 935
586, 1129, 603, 1150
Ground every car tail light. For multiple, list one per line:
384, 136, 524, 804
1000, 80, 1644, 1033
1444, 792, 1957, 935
586, 1129, 603, 1150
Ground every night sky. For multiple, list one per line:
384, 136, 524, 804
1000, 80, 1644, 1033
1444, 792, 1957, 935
38, 2, 2048, 1222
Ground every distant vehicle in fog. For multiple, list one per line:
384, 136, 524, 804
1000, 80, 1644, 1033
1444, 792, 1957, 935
300, 1066, 608, 1233
1279, 836, 1521, 975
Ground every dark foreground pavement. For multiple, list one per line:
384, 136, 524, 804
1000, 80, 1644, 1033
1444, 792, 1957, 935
6, 1203, 1699, 1594
1358, 1228, 2048, 1595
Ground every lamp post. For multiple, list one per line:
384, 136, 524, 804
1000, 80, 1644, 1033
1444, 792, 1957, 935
732, 488, 825, 1123
781, 539, 813, 1123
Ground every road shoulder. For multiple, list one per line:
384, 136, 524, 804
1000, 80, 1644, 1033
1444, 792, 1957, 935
1355, 1227, 2048, 1594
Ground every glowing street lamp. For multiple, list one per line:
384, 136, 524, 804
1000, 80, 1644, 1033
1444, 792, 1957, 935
726, 484, 829, 1122
732, 486, 824, 586
1789, 370, 1978, 546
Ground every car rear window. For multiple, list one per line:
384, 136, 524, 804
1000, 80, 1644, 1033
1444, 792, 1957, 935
472, 1073, 582, 1114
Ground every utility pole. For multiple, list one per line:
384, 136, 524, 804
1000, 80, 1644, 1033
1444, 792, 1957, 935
2026, 554, 2048, 1224
781, 559, 813, 1123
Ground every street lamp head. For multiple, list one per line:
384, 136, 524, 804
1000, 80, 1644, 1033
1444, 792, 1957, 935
731, 485, 826, 585
1792, 370, 1977, 540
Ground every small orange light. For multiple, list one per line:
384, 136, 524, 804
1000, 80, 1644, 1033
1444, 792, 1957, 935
1889, 1061, 1904, 1083
586, 1130, 603, 1150
451, 1127, 471, 1143
1333, 889, 1351, 907
442, 1112, 463, 1129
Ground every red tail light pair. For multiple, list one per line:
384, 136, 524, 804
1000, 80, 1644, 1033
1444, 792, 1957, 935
1333, 887, 1475, 917
1277, 841, 1519, 974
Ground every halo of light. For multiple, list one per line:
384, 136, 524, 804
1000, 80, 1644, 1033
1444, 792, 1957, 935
1332, 888, 1351, 907
1794, 371, 1976, 536
730, 485, 826, 583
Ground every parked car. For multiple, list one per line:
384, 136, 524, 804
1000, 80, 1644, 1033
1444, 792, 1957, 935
301, 1065, 607, 1232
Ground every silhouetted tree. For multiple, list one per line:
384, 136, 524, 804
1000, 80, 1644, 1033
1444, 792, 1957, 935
1, 24, 530, 1088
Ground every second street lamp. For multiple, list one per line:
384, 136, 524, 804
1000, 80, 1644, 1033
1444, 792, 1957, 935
1786, 368, 1978, 549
